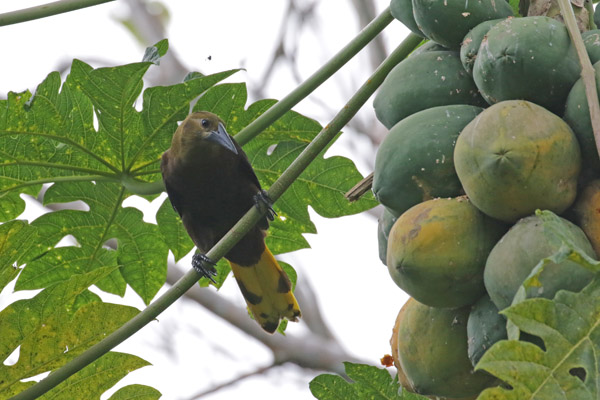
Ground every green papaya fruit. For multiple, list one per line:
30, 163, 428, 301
390, 0, 427, 38
484, 215, 596, 311
473, 16, 580, 115
467, 294, 507, 367
454, 100, 581, 222
387, 197, 507, 309
409, 40, 447, 57
412, 0, 513, 49
373, 51, 486, 129
394, 298, 497, 398
595, 2, 600, 28
460, 18, 506, 75
377, 207, 397, 266
373, 105, 483, 217
563, 61, 600, 181
583, 30, 600, 65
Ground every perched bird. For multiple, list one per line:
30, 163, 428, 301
161, 111, 301, 333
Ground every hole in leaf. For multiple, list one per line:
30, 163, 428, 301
45, 200, 90, 212
103, 238, 118, 250
92, 110, 99, 131
569, 367, 586, 382
266, 144, 277, 156
521, 332, 546, 351
55, 234, 80, 248
3, 345, 20, 366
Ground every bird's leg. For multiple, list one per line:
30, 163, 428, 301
254, 189, 277, 221
191, 253, 218, 283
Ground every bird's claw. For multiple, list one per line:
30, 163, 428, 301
254, 190, 277, 221
192, 253, 218, 283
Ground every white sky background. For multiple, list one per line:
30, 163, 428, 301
0, 1, 411, 399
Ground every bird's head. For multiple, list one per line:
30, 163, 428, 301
171, 111, 238, 157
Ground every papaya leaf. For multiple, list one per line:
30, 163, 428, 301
310, 362, 428, 400
0, 39, 238, 304
40, 352, 150, 400
107, 384, 162, 400
142, 38, 168, 64
507, 210, 600, 339
0, 220, 37, 292
0, 266, 140, 396
476, 276, 600, 400
155, 196, 194, 262
193, 82, 378, 255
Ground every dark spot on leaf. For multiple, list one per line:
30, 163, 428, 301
569, 367, 586, 382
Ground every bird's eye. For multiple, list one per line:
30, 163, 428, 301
201, 119, 210, 128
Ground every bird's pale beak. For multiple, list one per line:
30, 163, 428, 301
207, 122, 238, 155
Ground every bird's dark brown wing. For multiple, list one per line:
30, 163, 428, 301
231, 136, 271, 231
232, 135, 263, 190
161, 151, 185, 218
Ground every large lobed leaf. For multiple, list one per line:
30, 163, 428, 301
476, 211, 600, 399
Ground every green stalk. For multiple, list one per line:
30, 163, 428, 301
557, 0, 600, 162
233, 7, 394, 146
0, 0, 115, 26
12, 32, 423, 400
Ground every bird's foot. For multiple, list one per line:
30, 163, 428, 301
254, 190, 277, 221
192, 253, 217, 283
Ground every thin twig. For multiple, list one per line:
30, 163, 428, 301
0, 0, 114, 26
187, 363, 282, 399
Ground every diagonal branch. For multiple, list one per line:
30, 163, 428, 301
12, 32, 423, 400
187, 363, 281, 399
0, 0, 115, 27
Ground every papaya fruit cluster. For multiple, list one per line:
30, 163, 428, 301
376, 1, 600, 398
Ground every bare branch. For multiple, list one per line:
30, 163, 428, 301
166, 265, 363, 373
187, 363, 281, 399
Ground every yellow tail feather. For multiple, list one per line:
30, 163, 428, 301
229, 247, 301, 333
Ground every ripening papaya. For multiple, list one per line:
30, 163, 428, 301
473, 16, 580, 115
373, 105, 483, 217
387, 197, 507, 308
393, 298, 497, 398
411, 0, 513, 49
570, 179, 600, 257
454, 100, 581, 222
484, 215, 596, 311
373, 51, 486, 129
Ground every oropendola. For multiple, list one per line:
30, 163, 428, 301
161, 111, 301, 333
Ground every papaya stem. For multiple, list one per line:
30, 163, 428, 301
233, 6, 395, 146
557, 0, 600, 163
0, 0, 114, 26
